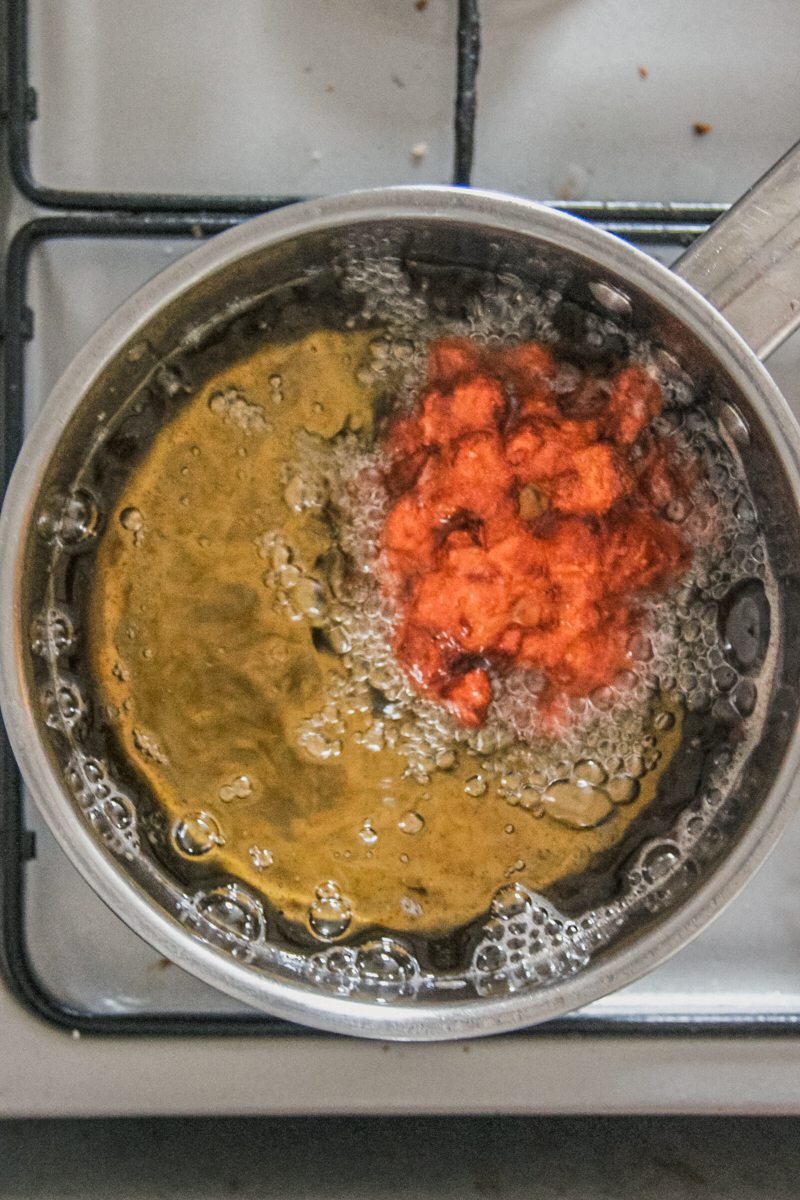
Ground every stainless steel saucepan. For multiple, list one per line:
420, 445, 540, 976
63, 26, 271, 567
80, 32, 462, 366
3, 142, 800, 1040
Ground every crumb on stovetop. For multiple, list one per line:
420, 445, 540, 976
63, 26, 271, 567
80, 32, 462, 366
693, 121, 712, 136
638, 65, 648, 78
411, 142, 429, 164
415, 0, 428, 10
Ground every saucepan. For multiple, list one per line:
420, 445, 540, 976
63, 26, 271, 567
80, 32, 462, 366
2, 142, 800, 1041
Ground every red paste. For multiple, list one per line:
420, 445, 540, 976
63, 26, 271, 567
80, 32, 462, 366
377, 338, 694, 729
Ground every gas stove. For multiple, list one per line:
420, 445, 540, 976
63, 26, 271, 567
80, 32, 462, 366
4, 0, 800, 1116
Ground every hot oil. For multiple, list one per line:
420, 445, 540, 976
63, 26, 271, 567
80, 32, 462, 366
85, 243, 775, 969
91, 325, 685, 943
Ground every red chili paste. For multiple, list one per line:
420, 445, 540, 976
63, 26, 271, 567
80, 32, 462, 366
377, 338, 694, 729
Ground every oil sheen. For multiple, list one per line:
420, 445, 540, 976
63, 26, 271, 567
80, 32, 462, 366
89, 326, 702, 943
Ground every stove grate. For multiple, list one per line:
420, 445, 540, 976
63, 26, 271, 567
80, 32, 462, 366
5, 0, 797, 1039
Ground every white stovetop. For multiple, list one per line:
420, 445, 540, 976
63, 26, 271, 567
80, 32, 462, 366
26, 0, 800, 203
5, 0, 800, 1116
3, 997, 800, 1117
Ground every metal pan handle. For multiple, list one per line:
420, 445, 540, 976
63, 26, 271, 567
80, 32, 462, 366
674, 139, 800, 362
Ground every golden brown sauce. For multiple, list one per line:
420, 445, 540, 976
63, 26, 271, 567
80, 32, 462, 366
89, 330, 683, 939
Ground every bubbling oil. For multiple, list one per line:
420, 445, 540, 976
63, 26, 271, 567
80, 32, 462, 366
81, 237, 775, 981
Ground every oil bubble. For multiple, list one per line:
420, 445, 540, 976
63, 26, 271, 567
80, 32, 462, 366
197, 885, 264, 940
464, 775, 487, 797
542, 780, 613, 828
172, 811, 224, 857
297, 729, 342, 760
572, 759, 607, 786
103, 795, 135, 830
641, 842, 681, 885
475, 944, 507, 972
217, 775, 252, 803
720, 579, 769, 672
119, 507, 144, 543
358, 819, 378, 845
38, 489, 101, 547
249, 845, 274, 871
398, 811, 424, 835
606, 775, 640, 805
327, 625, 352, 655
732, 678, 757, 717
309, 882, 352, 940
208, 387, 268, 435
132, 727, 168, 764
589, 281, 633, 316
718, 400, 750, 447
491, 883, 532, 920
30, 607, 76, 659
356, 939, 416, 985
624, 755, 645, 779
627, 633, 653, 662
43, 682, 87, 731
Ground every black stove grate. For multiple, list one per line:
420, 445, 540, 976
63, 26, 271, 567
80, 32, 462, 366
5, 0, 724, 230
3, 0, 798, 1039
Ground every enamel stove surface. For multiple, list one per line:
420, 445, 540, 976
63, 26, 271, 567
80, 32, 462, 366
4, 0, 800, 1115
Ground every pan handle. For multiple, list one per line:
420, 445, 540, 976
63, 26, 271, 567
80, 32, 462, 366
674, 139, 800, 362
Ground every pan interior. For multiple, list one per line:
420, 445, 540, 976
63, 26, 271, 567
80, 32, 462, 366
20, 214, 799, 1013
